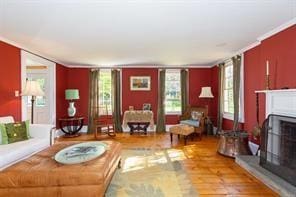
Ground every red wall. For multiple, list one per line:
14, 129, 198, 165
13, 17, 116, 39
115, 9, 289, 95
210, 66, 219, 126
167, 68, 217, 124
67, 68, 90, 124
221, 25, 296, 137
0, 41, 21, 121
55, 66, 90, 126
243, 25, 296, 135
0, 43, 90, 127
121, 67, 217, 124
122, 68, 159, 122
56, 64, 69, 125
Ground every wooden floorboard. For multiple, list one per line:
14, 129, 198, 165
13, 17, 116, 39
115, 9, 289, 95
57, 132, 278, 196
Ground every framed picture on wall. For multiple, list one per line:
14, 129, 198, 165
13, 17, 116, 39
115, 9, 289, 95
130, 76, 151, 91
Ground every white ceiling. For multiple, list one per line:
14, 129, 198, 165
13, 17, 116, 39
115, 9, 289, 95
0, 0, 295, 67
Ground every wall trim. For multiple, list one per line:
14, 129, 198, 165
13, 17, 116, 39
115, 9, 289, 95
257, 17, 296, 42
65, 64, 215, 69
213, 17, 296, 66
0, 36, 65, 66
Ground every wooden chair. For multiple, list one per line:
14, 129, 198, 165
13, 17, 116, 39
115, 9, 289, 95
93, 106, 116, 138
179, 106, 208, 140
94, 115, 116, 138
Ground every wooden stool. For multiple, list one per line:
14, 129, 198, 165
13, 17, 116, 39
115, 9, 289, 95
169, 124, 195, 145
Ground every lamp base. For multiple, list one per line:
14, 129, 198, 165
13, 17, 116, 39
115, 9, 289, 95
68, 102, 76, 117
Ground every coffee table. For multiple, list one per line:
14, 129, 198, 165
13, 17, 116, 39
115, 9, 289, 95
0, 141, 122, 197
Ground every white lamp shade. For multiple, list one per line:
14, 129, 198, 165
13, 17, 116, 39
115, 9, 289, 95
22, 80, 45, 96
199, 87, 214, 98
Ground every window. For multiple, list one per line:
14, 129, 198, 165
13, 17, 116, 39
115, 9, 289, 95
223, 61, 234, 114
165, 70, 181, 114
222, 56, 244, 122
99, 69, 112, 115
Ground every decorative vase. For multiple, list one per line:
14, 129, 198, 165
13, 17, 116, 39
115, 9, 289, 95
68, 102, 76, 117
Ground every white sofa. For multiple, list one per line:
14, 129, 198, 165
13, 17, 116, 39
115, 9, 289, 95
0, 116, 54, 170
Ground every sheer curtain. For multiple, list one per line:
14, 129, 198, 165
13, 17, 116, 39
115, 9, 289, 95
217, 63, 224, 134
232, 55, 242, 131
111, 69, 122, 132
180, 69, 189, 114
87, 69, 100, 133
156, 69, 166, 133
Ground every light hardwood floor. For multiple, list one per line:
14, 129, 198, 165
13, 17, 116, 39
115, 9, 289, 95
57, 132, 278, 196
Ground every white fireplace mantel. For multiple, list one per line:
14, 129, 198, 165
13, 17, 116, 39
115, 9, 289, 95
255, 89, 296, 118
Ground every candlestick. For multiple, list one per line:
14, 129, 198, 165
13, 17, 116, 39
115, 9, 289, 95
266, 74, 270, 90
266, 60, 269, 76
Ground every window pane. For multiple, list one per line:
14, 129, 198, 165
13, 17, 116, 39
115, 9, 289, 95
223, 63, 234, 114
99, 70, 112, 115
165, 70, 181, 114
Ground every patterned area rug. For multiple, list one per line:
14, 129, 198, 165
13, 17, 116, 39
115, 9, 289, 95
106, 148, 198, 197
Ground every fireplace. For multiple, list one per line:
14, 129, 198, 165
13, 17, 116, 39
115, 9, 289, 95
260, 114, 296, 186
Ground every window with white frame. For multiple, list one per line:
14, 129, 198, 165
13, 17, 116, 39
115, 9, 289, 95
99, 69, 112, 115
223, 60, 234, 114
165, 69, 181, 114
222, 57, 244, 122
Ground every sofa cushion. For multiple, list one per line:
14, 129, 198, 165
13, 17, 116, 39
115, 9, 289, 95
0, 116, 14, 124
5, 121, 29, 144
0, 138, 49, 170
180, 119, 200, 127
0, 124, 8, 144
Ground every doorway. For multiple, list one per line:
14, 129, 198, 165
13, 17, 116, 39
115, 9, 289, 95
21, 50, 56, 125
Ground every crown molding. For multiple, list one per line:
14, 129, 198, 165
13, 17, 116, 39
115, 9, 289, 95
0, 36, 66, 66
236, 41, 261, 54
65, 64, 214, 69
257, 17, 296, 42
213, 17, 296, 66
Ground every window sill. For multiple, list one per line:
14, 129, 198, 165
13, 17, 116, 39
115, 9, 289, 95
223, 113, 234, 120
165, 112, 182, 116
223, 113, 245, 123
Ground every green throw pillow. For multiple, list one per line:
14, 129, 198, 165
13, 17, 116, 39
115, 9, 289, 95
5, 121, 29, 144
0, 124, 8, 144
25, 120, 31, 138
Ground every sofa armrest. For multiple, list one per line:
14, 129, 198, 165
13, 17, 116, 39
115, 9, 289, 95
29, 124, 56, 145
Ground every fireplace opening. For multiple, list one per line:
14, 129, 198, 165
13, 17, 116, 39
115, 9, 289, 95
260, 114, 296, 186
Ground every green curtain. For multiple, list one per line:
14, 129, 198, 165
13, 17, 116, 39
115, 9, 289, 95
217, 63, 225, 134
232, 55, 242, 131
111, 69, 122, 132
156, 69, 166, 133
180, 69, 189, 114
87, 69, 100, 133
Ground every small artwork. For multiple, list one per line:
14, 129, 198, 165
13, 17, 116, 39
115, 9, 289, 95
143, 103, 151, 111
130, 76, 151, 91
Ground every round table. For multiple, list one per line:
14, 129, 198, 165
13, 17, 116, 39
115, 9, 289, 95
59, 116, 84, 137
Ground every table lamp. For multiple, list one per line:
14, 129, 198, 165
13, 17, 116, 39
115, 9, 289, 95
199, 87, 214, 99
65, 89, 80, 117
199, 86, 214, 114
22, 80, 45, 124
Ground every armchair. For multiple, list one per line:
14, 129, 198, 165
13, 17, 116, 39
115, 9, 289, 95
179, 106, 208, 140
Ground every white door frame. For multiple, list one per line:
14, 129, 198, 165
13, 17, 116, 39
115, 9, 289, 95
21, 50, 56, 125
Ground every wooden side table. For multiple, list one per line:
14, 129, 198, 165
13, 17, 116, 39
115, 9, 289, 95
59, 116, 84, 138
127, 122, 150, 135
